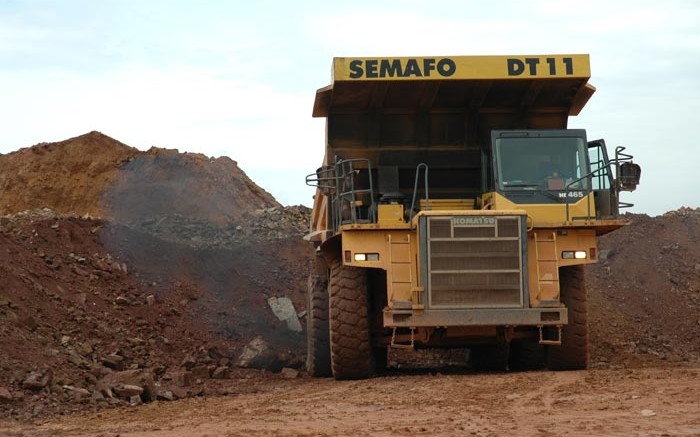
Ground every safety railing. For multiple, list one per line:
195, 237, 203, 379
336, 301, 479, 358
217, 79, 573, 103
409, 163, 430, 227
564, 146, 637, 222
306, 158, 376, 234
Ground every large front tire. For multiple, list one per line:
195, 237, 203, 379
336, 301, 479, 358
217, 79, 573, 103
547, 265, 589, 370
329, 259, 373, 380
306, 274, 331, 377
469, 343, 510, 372
509, 340, 546, 371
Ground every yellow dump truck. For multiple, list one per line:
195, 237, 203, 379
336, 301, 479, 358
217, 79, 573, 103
305, 54, 641, 379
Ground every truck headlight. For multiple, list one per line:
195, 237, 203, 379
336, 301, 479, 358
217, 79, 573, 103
562, 251, 587, 260
354, 253, 379, 262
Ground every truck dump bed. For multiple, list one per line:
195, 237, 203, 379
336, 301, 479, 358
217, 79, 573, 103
311, 55, 595, 204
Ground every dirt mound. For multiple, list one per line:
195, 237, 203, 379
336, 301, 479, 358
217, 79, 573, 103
0, 131, 279, 222
0, 133, 313, 420
0, 210, 313, 419
0, 132, 136, 217
0, 211, 237, 418
104, 147, 279, 225
587, 207, 700, 367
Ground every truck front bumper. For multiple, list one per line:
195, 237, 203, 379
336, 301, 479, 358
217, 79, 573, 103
383, 307, 567, 328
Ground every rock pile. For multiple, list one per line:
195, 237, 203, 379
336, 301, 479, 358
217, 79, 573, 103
0, 133, 315, 420
0, 208, 309, 420
127, 205, 310, 249
587, 210, 700, 367
0, 131, 280, 222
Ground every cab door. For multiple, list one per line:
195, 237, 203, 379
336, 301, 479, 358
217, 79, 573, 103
587, 139, 617, 217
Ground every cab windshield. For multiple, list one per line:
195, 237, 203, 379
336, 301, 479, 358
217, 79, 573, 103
495, 136, 589, 191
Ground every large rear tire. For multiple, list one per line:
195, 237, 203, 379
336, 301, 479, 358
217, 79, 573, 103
547, 265, 589, 370
329, 258, 374, 380
306, 274, 331, 377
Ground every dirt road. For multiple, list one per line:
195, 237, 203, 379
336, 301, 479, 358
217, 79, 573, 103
3, 366, 699, 437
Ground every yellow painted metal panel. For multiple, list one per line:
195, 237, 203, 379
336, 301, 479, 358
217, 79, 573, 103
377, 204, 405, 224
390, 282, 412, 303
333, 55, 591, 82
342, 230, 387, 269
419, 198, 475, 211
490, 192, 596, 227
389, 240, 411, 263
391, 263, 412, 284
538, 281, 560, 301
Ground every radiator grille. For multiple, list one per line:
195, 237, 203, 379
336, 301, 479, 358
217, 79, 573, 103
427, 216, 524, 308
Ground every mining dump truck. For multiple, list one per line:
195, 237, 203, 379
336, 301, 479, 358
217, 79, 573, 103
305, 54, 641, 379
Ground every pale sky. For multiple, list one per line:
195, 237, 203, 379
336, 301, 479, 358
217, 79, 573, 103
1, 0, 698, 215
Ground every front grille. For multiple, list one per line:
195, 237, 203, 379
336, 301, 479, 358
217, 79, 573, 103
426, 215, 524, 309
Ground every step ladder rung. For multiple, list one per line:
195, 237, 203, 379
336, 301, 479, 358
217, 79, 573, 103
534, 231, 560, 302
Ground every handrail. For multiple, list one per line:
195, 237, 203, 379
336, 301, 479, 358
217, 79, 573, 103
409, 163, 429, 227
618, 200, 634, 210
564, 146, 635, 222
305, 166, 336, 193
331, 158, 375, 231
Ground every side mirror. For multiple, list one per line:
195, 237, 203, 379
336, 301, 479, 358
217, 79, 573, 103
618, 162, 641, 191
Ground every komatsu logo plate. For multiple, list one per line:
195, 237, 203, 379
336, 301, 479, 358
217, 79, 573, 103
452, 216, 496, 227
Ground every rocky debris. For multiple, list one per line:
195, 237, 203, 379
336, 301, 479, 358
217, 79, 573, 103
242, 206, 310, 242
0, 213, 256, 420
112, 384, 144, 399
641, 409, 657, 417
191, 365, 210, 380
2, 207, 61, 222
174, 371, 194, 388
587, 210, 700, 367
662, 206, 700, 217
62, 385, 91, 399
126, 205, 310, 249
280, 368, 300, 379
100, 369, 156, 402
21, 370, 52, 392
102, 354, 126, 371
211, 366, 230, 379
156, 390, 175, 401
236, 336, 284, 372
0, 387, 14, 403
267, 296, 303, 332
